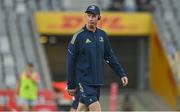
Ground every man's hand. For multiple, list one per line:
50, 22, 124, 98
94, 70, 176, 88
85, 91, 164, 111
29, 75, 38, 84
67, 89, 76, 96
121, 76, 128, 86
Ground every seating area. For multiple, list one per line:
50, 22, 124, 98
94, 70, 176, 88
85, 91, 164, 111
0, 0, 52, 89
153, 0, 180, 87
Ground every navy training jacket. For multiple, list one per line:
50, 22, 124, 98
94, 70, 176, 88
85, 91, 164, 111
67, 26, 127, 89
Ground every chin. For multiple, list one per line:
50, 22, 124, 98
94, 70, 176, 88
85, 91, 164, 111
89, 24, 95, 28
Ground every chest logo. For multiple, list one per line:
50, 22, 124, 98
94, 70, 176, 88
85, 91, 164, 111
99, 37, 104, 42
85, 38, 92, 44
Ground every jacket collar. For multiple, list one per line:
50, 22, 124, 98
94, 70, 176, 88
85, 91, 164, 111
83, 25, 98, 33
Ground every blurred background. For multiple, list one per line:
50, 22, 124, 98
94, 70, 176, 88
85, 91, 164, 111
0, 0, 180, 111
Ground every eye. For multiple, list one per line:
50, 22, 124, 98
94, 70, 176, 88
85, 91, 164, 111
92, 15, 96, 18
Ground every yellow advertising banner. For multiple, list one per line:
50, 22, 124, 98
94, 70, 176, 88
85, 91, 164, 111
35, 12, 152, 36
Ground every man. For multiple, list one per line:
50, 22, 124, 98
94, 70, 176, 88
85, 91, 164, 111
17, 63, 40, 111
67, 5, 128, 111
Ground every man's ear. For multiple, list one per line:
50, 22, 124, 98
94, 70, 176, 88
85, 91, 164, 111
98, 16, 101, 20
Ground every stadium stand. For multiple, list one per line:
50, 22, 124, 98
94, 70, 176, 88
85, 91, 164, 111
153, 0, 180, 88
0, 0, 52, 89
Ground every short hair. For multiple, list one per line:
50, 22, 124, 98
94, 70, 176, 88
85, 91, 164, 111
27, 62, 34, 68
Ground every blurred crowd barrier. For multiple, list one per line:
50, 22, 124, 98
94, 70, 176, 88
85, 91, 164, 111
0, 89, 57, 111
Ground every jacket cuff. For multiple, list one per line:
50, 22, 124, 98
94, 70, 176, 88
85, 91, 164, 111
120, 73, 126, 78
67, 82, 76, 89
119, 69, 127, 78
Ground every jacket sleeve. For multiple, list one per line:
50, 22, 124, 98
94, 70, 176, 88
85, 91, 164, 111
67, 34, 79, 89
104, 35, 127, 78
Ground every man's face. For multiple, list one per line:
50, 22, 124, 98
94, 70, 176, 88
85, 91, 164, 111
26, 65, 33, 73
85, 12, 99, 28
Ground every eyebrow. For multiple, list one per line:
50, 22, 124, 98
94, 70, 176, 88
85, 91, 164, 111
87, 14, 97, 17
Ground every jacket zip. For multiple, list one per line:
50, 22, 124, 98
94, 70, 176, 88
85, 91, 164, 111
94, 33, 98, 83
